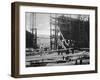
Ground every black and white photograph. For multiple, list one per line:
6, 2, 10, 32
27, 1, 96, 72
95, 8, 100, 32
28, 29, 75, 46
25, 12, 90, 67
11, 2, 97, 77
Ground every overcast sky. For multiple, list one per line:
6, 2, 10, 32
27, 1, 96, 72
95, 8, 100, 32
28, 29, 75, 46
26, 13, 50, 37
36, 13, 50, 36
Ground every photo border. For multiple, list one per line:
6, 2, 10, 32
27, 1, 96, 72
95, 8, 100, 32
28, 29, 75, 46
11, 2, 98, 78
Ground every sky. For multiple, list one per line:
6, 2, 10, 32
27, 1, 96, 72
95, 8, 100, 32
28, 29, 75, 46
36, 13, 50, 36
26, 12, 50, 37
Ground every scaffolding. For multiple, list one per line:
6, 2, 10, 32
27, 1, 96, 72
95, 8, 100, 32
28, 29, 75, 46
26, 12, 89, 50
50, 14, 70, 50
26, 12, 37, 49
32, 13, 37, 49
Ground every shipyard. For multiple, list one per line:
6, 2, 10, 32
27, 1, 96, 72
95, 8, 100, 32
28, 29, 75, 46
25, 13, 90, 67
